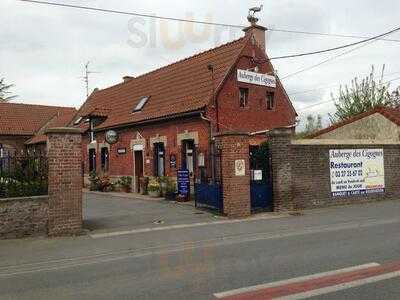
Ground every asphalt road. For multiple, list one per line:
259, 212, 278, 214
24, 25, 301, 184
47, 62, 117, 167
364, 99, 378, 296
1, 200, 400, 300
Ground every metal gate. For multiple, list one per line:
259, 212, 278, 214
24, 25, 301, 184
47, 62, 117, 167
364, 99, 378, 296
194, 143, 223, 213
250, 144, 273, 212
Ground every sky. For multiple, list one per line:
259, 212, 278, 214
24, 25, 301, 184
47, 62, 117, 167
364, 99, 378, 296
1, 0, 400, 129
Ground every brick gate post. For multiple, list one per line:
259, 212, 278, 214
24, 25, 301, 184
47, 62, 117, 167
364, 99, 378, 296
214, 132, 250, 218
46, 127, 83, 236
267, 127, 294, 212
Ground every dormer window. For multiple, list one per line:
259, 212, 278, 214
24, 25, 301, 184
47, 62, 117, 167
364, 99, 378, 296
133, 96, 150, 112
74, 117, 83, 125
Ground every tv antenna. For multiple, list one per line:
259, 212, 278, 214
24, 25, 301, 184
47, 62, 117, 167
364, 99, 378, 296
79, 62, 100, 98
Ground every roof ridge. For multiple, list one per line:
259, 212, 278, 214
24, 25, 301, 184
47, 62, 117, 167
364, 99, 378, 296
0, 102, 76, 110
96, 36, 248, 94
308, 105, 400, 138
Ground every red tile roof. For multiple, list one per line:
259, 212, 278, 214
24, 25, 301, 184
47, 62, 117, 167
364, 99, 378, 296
309, 106, 400, 138
26, 107, 77, 145
0, 102, 77, 136
74, 36, 250, 130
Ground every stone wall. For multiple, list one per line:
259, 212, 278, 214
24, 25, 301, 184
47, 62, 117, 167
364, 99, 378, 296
268, 128, 400, 210
0, 196, 48, 239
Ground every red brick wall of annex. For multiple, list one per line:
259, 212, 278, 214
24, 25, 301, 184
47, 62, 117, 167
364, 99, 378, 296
82, 117, 211, 178
206, 42, 297, 134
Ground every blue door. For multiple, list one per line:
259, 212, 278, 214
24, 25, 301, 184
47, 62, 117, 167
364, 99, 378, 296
250, 144, 273, 212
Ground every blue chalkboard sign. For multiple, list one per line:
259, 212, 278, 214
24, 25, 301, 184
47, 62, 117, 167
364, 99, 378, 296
177, 169, 190, 197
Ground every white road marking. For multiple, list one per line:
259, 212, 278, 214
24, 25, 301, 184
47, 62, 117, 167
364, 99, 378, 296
89, 215, 400, 239
214, 263, 380, 299
89, 214, 287, 239
277, 270, 400, 300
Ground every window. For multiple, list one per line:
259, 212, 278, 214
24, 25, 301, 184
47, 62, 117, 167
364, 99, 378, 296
266, 92, 275, 110
153, 143, 165, 177
239, 88, 249, 108
133, 96, 150, 112
182, 140, 195, 175
101, 147, 109, 172
89, 149, 96, 172
89, 119, 95, 142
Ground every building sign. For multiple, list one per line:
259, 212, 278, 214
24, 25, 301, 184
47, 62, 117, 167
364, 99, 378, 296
253, 170, 263, 181
237, 69, 276, 88
235, 159, 246, 176
329, 149, 385, 197
177, 169, 190, 197
105, 130, 119, 144
117, 148, 127, 154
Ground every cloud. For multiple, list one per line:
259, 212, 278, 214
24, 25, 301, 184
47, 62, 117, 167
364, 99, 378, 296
1, 0, 400, 118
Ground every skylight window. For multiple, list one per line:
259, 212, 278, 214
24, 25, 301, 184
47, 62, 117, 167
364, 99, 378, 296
133, 96, 150, 112
74, 117, 83, 125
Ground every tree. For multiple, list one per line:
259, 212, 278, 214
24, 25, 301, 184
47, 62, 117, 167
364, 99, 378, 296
329, 66, 400, 123
296, 114, 323, 138
0, 78, 16, 102
304, 114, 322, 134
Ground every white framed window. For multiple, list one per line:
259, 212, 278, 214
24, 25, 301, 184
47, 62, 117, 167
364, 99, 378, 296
239, 88, 249, 108
133, 96, 150, 112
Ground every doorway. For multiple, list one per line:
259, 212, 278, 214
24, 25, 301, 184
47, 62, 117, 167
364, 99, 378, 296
249, 144, 273, 212
134, 150, 144, 193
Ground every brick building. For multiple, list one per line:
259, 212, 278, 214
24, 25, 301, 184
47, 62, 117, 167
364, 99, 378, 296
0, 102, 77, 155
72, 22, 297, 191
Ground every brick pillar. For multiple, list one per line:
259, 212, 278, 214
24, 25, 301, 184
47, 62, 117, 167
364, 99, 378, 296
46, 127, 83, 236
214, 132, 250, 218
268, 127, 294, 212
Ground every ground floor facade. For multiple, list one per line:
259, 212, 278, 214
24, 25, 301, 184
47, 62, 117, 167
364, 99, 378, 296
83, 116, 219, 192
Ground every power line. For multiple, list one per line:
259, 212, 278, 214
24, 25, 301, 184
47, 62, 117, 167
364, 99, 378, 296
280, 28, 399, 81
18, 0, 400, 45
296, 75, 400, 113
18, 0, 245, 28
268, 28, 400, 43
269, 25, 400, 60
18, 0, 400, 62
288, 71, 400, 96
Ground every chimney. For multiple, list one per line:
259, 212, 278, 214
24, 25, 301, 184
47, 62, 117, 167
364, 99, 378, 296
243, 10, 267, 52
123, 76, 134, 83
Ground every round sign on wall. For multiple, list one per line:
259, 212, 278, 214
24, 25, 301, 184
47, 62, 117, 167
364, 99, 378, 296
105, 130, 119, 144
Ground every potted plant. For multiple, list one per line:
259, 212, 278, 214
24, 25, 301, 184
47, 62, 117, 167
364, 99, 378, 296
98, 174, 113, 192
118, 176, 132, 193
147, 177, 161, 198
89, 171, 100, 191
164, 177, 177, 200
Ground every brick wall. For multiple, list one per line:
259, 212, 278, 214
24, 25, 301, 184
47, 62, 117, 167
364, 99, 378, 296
82, 117, 211, 179
268, 128, 400, 210
215, 132, 251, 218
47, 128, 83, 236
0, 196, 48, 239
207, 43, 297, 134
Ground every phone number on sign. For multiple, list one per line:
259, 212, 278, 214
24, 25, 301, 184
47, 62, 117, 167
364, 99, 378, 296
332, 170, 363, 178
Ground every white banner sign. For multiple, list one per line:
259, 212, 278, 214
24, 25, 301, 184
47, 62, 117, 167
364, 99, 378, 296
237, 69, 276, 88
329, 149, 385, 197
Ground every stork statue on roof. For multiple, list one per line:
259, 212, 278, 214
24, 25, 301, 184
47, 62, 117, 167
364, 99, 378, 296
248, 5, 263, 25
